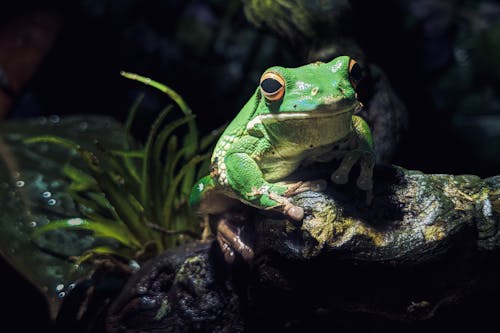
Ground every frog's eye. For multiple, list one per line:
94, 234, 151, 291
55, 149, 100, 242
348, 59, 363, 89
260, 72, 285, 101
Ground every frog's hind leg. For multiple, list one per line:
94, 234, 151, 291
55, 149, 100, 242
266, 179, 327, 221
268, 192, 305, 221
284, 179, 327, 196
215, 214, 254, 263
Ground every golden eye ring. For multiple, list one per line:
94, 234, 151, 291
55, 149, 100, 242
260, 72, 285, 101
348, 58, 363, 89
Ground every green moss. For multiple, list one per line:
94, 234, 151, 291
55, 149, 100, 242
422, 222, 446, 242
304, 200, 386, 250
243, 0, 313, 39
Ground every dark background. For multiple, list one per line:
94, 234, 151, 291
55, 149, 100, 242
0, 0, 499, 331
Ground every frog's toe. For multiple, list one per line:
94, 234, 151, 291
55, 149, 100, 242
307, 179, 327, 191
356, 176, 373, 191
331, 170, 349, 185
217, 233, 236, 263
216, 218, 254, 263
284, 204, 304, 221
269, 192, 304, 221
284, 179, 327, 196
356, 175, 373, 191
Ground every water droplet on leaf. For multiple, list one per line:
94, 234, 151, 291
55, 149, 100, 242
49, 115, 60, 124
67, 218, 83, 226
79, 122, 89, 132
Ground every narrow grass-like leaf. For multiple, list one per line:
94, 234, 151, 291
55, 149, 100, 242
179, 140, 198, 197
122, 93, 144, 183
94, 143, 142, 199
152, 114, 195, 169
120, 72, 192, 115
32, 218, 141, 249
63, 164, 98, 192
160, 135, 178, 204
167, 144, 206, 198
79, 209, 122, 227
162, 153, 210, 226
72, 245, 135, 267
125, 93, 144, 134
120, 71, 199, 168
85, 192, 115, 214
24, 135, 80, 150
69, 190, 112, 217
141, 107, 172, 213
79, 150, 151, 243
145, 221, 199, 238
110, 150, 144, 158
120, 72, 202, 207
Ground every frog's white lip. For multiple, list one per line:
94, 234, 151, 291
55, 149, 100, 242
246, 107, 354, 131
279, 107, 354, 117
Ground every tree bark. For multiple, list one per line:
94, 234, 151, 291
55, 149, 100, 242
106, 165, 500, 332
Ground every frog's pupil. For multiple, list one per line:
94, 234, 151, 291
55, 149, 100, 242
261, 78, 282, 94
349, 63, 363, 84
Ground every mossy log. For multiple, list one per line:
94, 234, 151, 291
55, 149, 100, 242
106, 165, 500, 332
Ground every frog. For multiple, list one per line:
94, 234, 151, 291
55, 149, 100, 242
190, 55, 375, 263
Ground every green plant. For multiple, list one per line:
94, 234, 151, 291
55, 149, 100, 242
25, 73, 222, 265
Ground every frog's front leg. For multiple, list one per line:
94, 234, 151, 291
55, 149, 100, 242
224, 152, 305, 220
331, 116, 375, 198
331, 149, 374, 190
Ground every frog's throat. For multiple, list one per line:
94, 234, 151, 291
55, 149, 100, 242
246, 108, 353, 131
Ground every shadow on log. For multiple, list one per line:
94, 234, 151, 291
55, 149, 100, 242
105, 165, 500, 332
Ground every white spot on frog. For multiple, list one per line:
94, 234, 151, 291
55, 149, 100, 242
331, 60, 342, 73
296, 81, 308, 90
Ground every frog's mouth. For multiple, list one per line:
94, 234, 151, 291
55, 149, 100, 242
247, 106, 355, 130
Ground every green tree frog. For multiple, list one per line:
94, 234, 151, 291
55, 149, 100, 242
190, 56, 375, 262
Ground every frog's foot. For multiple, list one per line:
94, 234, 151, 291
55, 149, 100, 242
331, 150, 375, 204
284, 179, 327, 196
216, 216, 254, 264
331, 151, 361, 185
357, 153, 375, 204
268, 192, 304, 221
356, 163, 373, 191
